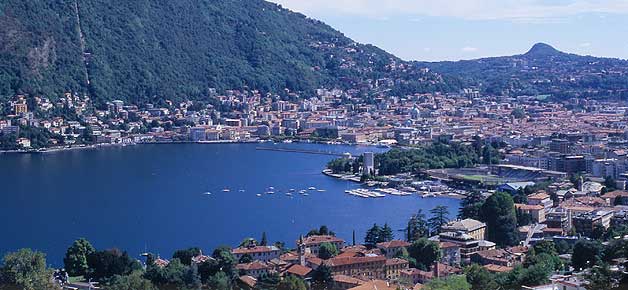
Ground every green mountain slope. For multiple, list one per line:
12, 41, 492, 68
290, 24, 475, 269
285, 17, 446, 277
0, 0, 458, 103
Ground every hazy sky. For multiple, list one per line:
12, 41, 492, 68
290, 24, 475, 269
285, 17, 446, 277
269, 0, 628, 61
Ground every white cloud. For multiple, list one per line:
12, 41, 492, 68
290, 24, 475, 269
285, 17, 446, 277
462, 46, 479, 52
579, 42, 592, 47
270, 0, 628, 21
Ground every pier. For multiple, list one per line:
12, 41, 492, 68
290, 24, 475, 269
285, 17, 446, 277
255, 147, 346, 156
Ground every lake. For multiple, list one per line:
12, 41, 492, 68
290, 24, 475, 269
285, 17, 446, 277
0, 142, 460, 266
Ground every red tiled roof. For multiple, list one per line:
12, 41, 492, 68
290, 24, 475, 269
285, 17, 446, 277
483, 264, 513, 273
300, 235, 344, 246
232, 246, 278, 255
285, 264, 312, 277
324, 255, 386, 267
385, 258, 409, 266
377, 240, 411, 249
236, 261, 269, 271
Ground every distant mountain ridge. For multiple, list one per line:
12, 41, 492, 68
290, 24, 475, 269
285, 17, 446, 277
0, 0, 458, 103
419, 43, 628, 98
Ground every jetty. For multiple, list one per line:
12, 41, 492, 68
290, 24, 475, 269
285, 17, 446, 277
256, 147, 345, 156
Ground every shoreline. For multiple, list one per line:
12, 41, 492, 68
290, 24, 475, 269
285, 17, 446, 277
0, 138, 386, 154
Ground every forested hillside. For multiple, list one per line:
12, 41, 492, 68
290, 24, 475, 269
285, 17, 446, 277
0, 0, 459, 104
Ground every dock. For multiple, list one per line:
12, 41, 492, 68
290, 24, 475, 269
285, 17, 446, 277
256, 147, 346, 156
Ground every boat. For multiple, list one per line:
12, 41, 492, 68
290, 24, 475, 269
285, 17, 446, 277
299, 190, 307, 194
238, 189, 245, 192
203, 192, 212, 195
286, 193, 293, 196
267, 191, 275, 194
308, 187, 316, 190
256, 194, 262, 197
222, 189, 230, 192
303, 193, 309, 196
289, 189, 296, 192
317, 189, 326, 192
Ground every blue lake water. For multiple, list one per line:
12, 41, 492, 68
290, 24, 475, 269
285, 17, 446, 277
0, 143, 460, 266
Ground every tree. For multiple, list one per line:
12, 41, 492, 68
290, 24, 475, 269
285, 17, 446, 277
516, 208, 533, 227
423, 275, 471, 290
107, 272, 156, 290
0, 249, 59, 290
172, 247, 202, 265
318, 242, 338, 260
572, 240, 604, 270
429, 205, 450, 235
260, 232, 268, 246
256, 272, 281, 290
603, 176, 617, 192
586, 264, 614, 290
406, 210, 429, 242
480, 192, 518, 247
239, 253, 253, 264
239, 238, 258, 248
86, 249, 142, 281
465, 265, 497, 290
381, 223, 394, 242
458, 191, 484, 220
364, 224, 382, 248
311, 265, 333, 290
64, 238, 96, 277
277, 275, 307, 290
206, 271, 231, 290
407, 239, 441, 270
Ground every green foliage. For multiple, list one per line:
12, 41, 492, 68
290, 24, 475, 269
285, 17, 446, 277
238, 253, 253, 264
572, 239, 604, 270
86, 248, 142, 281
107, 272, 156, 290
464, 264, 497, 290
318, 242, 338, 260
64, 238, 96, 277
428, 205, 450, 235
364, 223, 394, 249
0, 0, 460, 103
480, 192, 518, 247
407, 238, 441, 270
312, 128, 338, 139
375, 142, 485, 175
423, 275, 471, 290
144, 258, 201, 289
277, 275, 307, 290
406, 210, 429, 242
516, 208, 533, 227
260, 232, 268, 247
172, 247, 202, 266
306, 225, 334, 237
585, 264, 614, 290
311, 265, 333, 290
255, 272, 280, 290
0, 249, 58, 290
206, 271, 231, 290
458, 191, 484, 220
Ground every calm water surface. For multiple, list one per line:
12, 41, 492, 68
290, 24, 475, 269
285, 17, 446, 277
0, 143, 460, 265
